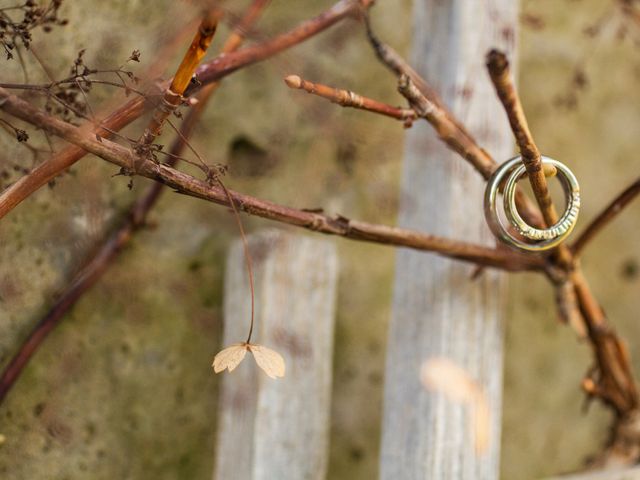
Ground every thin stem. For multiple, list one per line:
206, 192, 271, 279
218, 179, 256, 344
284, 74, 416, 122
486, 49, 573, 270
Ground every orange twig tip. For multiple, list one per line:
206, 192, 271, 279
284, 75, 302, 89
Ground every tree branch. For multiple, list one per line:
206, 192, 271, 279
283, 74, 416, 122
486, 49, 576, 263
190, 0, 373, 93
486, 50, 640, 434
362, 21, 547, 230
572, 177, 640, 256
364, 15, 640, 452
0, 87, 540, 272
486, 49, 560, 225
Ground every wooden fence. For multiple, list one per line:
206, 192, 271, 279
214, 230, 338, 480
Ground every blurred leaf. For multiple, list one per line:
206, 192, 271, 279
420, 357, 490, 455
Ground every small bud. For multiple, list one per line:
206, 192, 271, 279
15, 129, 28, 142
284, 75, 302, 89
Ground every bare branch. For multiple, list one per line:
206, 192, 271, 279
190, 0, 373, 92
485, 49, 639, 417
486, 49, 560, 221
363, 12, 448, 115
362, 20, 548, 230
486, 50, 575, 275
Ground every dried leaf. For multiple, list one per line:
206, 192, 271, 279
212, 342, 285, 379
420, 357, 491, 455
212, 343, 247, 373
249, 344, 286, 379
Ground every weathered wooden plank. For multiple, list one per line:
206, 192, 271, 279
547, 468, 640, 480
380, 1, 518, 479
213, 229, 338, 480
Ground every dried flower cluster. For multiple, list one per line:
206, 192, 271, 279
0, 0, 67, 60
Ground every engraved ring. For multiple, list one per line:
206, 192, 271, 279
484, 156, 580, 252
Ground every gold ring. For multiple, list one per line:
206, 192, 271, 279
484, 156, 580, 252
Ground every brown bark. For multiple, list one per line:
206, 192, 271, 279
284, 75, 416, 122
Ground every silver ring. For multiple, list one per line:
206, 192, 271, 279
484, 156, 580, 252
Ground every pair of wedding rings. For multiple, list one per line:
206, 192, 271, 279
484, 156, 580, 252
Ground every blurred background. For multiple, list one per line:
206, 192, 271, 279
0, 0, 638, 478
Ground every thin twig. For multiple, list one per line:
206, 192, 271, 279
284, 74, 416, 122
486, 50, 560, 222
572, 177, 640, 256
363, 12, 450, 118
0, 18, 200, 220
486, 50, 574, 273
